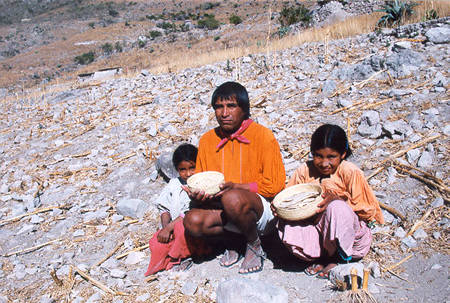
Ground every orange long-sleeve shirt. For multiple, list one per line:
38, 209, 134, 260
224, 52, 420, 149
196, 122, 286, 199
288, 160, 384, 224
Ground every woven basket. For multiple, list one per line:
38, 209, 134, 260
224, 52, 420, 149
272, 183, 323, 221
187, 171, 224, 195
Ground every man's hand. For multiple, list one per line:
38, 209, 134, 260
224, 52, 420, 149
157, 226, 173, 243
316, 191, 343, 214
270, 202, 278, 217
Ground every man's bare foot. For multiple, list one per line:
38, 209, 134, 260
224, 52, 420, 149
219, 249, 240, 267
316, 263, 337, 279
238, 239, 265, 274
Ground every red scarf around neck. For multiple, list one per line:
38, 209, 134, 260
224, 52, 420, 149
216, 119, 253, 150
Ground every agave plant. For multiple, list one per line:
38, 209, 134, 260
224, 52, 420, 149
376, 0, 418, 27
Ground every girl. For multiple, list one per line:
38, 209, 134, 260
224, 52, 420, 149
145, 143, 209, 276
156, 143, 197, 244
276, 124, 384, 279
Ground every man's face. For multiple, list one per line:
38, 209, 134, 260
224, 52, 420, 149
214, 97, 246, 134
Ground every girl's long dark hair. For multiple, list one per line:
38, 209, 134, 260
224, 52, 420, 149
310, 124, 352, 159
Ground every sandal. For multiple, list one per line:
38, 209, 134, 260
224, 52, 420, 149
172, 258, 193, 272
304, 263, 324, 276
238, 242, 266, 275
316, 263, 337, 280
219, 249, 241, 268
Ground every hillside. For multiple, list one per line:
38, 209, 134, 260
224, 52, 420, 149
0, 1, 449, 303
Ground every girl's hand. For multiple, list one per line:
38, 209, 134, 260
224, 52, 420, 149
316, 191, 342, 213
182, 185, 213, 202
157, 226, 173, 243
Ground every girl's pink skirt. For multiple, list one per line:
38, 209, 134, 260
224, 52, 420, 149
278, 200, 372, 262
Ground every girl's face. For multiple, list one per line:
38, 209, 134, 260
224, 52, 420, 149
177, 160, 196, 181
312, 147, 346, 176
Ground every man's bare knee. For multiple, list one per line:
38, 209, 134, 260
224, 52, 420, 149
184, 211, 204, 237
221, 190, 246, 216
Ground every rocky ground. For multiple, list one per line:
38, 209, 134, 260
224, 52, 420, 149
0, 11, 449, 303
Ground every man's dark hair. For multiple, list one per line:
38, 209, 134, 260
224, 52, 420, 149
172, 143, 198, 169
211, 81, 250, 119
310, 124, 352, 159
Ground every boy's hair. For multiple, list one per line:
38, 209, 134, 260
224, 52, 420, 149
211, 81, 250, 119
310, 124, 352, 159
172, 143, 198, 169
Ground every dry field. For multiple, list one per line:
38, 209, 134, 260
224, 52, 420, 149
0, 0, 449, 91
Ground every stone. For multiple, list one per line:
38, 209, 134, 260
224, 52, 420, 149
136, 294, 150, 302
382, 120, 413, 137
147, 123, 157, 137
431, 197, 444, 208
432, 232, 440, 239
417, 151, 433, 168
393, 41, 412, 50
181, 281, 198, 296
443, 125, 450, 136
402, 235, 417, 248
17, 224, 36, 235
369, 261, 381, 278
413, 228, 427, 240
329, 263, 365, 290
406, 149, 421, 164
395, 227, 406, 238
30, 214, 44, 224
156, 152, 178, 180
116, 198, 147, 218
73, 230, 85, 237
431, 264, 442, 270
216, 277, 288, 303
111, 269, 126, 279
337, 99, 352, 108
386, 167, 397, 184
111, 214, 124, 223
39, 296, 56, 303
86, 292, 102, 303
425, 27, 450, 44
322, 80, 336, 95
124, 251, 145, 265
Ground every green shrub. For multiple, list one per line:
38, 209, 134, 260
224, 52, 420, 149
214, 35, 220, 41
197, 15, 220, 30
424, 9, 439, 21
150, 30, 162, 39
318, 0, 347, 5
101, 43, 113, 54
74, 51, 95, 65
115, 42, 123, 52
88, 22, 95, 28
229, 14, 242, 25
198, 2, 220, 10
108, 9, 119, 17
376, 0, 418, 27
278, 26, 290, 38
278, 4, 311, 26
138, 39, 146, 48
157, 21, 176, 31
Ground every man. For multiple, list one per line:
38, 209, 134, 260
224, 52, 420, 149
183, 81, 285, 274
